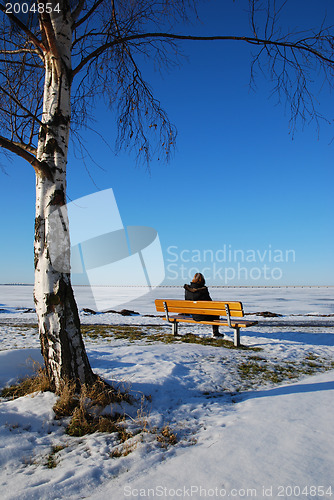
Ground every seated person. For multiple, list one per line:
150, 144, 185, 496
184, 273, 224, 338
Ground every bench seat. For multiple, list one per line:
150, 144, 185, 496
155, 299, 257, 347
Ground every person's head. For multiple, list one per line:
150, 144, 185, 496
192, 273, 205, 286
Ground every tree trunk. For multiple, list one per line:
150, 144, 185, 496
34, 5, 95, 391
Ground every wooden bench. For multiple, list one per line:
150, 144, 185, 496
155, 299, 258, 347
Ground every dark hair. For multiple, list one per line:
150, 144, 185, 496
192, 273, 205, 286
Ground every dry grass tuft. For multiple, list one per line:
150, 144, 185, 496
53, 379, 78, 418
0, 362, 51, 399
66, 404, 92, 437
52, 378, 133, 438
0, 356, 179, 459
45, 445, 66, 469
156, 425, 178, 448
86, 377, 131, 406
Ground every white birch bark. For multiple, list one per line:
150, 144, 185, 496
34, 3, 95, 391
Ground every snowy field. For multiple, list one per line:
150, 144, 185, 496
0, 285, 334, 500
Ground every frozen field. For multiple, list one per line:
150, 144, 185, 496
1, 284, 334, 316
0, 285, 333, 499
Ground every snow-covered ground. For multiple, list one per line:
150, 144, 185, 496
0, 286, 333, 500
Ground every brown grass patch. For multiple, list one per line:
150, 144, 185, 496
156, 425, 178, 448
0, 362, 51, 399
51, 378, 133, 438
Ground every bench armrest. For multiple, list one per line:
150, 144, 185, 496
163, 301, 170, 322
225, 303, 232, 327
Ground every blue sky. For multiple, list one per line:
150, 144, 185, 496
1, 0, 333, 286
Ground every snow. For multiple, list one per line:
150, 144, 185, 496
0, 285, 334, 500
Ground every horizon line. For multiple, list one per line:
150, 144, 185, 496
1, 284, 333, 289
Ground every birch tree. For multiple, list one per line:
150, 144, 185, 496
0, 0, 333, 391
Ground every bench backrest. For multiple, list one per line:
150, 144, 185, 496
155, 299, 244, 317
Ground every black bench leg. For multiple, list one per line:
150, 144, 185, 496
233, 327, 240, 347
172, 321, 178, 336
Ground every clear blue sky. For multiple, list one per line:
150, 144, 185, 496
1, 0, 333, 286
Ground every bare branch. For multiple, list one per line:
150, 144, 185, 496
0, 84, 43, 127
0, 58, 42, 67
0, 48, 40, 55
72, 31, 334, 79
0, 134, 52, 179
71, 0, 85, 24
2, 0, 334, 172
0, 3, 44, 54
73, 0, 105, 29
